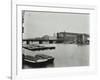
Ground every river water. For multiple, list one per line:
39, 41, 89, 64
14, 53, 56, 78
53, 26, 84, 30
23, 44, 89, 69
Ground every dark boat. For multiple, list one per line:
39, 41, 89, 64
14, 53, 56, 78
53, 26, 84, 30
23, 54, 54, 67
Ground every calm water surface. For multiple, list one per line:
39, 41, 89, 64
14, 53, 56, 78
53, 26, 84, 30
23, 44, 89, 69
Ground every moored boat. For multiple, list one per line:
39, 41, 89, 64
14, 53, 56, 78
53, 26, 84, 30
23, 54, 54, 67
22, 44, 55, 51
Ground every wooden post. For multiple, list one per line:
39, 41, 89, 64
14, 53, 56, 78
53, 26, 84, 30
26, 41, 29, 44
39, 41, 42, 44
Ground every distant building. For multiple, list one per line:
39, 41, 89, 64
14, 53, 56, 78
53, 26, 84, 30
41, 34, 57, 40
41, 35, 49, 40
48, 36, 56, 40
49, 33, 57, 40
57, 32, 89, 44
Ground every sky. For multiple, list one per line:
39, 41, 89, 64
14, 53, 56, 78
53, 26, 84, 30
23, 11, 89, 39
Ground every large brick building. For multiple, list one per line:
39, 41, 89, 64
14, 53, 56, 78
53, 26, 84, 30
57, 32, 89, 44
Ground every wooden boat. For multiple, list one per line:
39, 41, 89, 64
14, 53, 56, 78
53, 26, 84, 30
23, 54, 54, 67
23, 45, 55, 51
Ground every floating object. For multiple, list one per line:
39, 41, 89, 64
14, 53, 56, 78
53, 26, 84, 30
23, 54, 54, 67
23, 45, 55, 51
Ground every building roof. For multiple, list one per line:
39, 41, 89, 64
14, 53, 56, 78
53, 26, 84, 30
57, 32, 89, 37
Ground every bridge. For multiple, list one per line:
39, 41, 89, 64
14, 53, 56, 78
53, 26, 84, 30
22, 33, 89, 45
23, 39, 60, 44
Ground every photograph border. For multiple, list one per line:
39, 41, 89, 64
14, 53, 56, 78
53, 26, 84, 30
11, 2, 97, 80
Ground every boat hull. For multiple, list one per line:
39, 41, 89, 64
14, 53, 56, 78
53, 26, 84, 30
22, 54, 54, 68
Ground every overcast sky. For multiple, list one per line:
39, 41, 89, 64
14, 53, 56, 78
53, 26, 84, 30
23, 11, 89, 39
